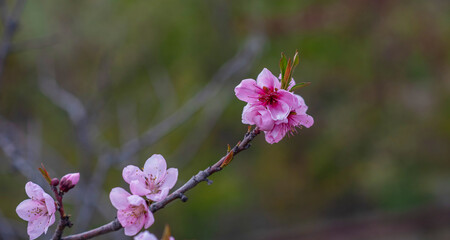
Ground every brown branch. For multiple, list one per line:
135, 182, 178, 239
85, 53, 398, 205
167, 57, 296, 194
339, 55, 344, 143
50, 185, 73, 240
60, 127, 261, 240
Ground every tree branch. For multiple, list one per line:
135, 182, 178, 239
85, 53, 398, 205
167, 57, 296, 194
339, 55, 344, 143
60, 127, 260, 240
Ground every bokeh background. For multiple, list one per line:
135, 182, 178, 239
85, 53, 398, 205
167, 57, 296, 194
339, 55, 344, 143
1, 0, 449, 239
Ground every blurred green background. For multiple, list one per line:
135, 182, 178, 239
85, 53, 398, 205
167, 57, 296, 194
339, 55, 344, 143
0, 0, 449, 239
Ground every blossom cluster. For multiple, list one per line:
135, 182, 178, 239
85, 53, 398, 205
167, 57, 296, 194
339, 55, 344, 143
110, 154, 178, 236
16, 173, 79, 240
235, 68, 313, 143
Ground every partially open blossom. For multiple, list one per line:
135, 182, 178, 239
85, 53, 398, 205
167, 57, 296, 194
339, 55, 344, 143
242, 104, 274, 131
122, 154, 178, 202
110, 187, 154, 236
264, 94, 314, 144
59, 172, 80, 192
235, 68, 297, 121
16, 182, 56, 240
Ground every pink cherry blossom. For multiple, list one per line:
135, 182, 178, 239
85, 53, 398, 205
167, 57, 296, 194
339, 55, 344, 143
134, 231, 175, 240
109, 187, 154, 236
242, 104, 274, 131
59, 172, 80, 192
122, 154, 178, 202
235, 68, 297, 120
16, 182, 56, 240
134, 231, 158, 240
264, 94, 314, 144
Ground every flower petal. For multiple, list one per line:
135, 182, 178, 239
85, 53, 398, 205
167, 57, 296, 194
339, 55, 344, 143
27, 216, 48, 240
147, 188, 169, 202
127, 195, 146, 207
242, 104, 274, 131
130, 180, 151, 196
122, 165, 145, 184
134, 231, 158, 240
264, 124, 287, 144
296, 114, 314, 128
123, 215, 144, 236
25, 182, 45, 200
109, 187, 131, 210
46, 213, 55, 233
16, 199, 41, 221
43, 192, 56, 216
160, 168, 178, 189
267, 100, 290, 121
144, 154, 167, 182
256, 68, 281, 90
234, 79, 261, 104
144, 211, 155, 229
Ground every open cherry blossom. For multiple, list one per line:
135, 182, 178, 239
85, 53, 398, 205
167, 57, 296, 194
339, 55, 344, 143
109, 187, 154, 236
16, 182, 56, 240
235, 68, 297, 121
122, 154, 178, 202
134, 231, 175, 240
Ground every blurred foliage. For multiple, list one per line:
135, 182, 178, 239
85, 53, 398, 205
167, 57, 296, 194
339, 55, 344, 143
1, 0, 449, 239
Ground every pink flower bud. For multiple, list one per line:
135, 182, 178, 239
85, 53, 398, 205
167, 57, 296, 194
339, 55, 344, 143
59, 173, 80, 192
51, 178, 59, 186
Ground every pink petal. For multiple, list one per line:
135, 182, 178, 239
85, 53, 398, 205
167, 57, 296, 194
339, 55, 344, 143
267, 100, 290, 121
297, 114, 314, 128
256, 68, 281, 90
264, 124, 287, 144
288, 78, 296, 90
127, 195, 146, 207
43, 192, 56, 216
278, 90, 297, 109
109, 187, 131, 210
234, 79, 261, 104
144, 211, 155, 229
122, 165, 145, 184
130, 180, 151, 196
144, 154, 167, 182
60, 173, 80, 186
241, 104, 253, 125
25, 182, 44, 200
27, 216, 48, 240
46, 214, 55, 233
134, 231, 158, 240
123, 215, 144, 236
160, 168, 178, 189
254, 108, 275, 131
242, 104, 275, 131
147, 188, 169, 202
16, 199, 41, 221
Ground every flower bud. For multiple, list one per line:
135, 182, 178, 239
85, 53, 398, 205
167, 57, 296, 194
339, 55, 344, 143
51, 178, 59, 186
59, 173, 80, 193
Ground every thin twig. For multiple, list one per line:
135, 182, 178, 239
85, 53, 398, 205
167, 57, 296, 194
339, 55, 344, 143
60, 127, 260, 240
73, 34, 265, 231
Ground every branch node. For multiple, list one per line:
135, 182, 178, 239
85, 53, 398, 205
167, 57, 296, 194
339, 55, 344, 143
205, 178, 213, 185
179, 193, 188, 202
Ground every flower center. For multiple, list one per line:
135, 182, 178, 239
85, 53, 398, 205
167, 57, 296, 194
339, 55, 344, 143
258, 87, 279, 106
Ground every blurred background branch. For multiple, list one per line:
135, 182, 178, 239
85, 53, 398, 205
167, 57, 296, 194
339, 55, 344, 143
0, 0, 449, 239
